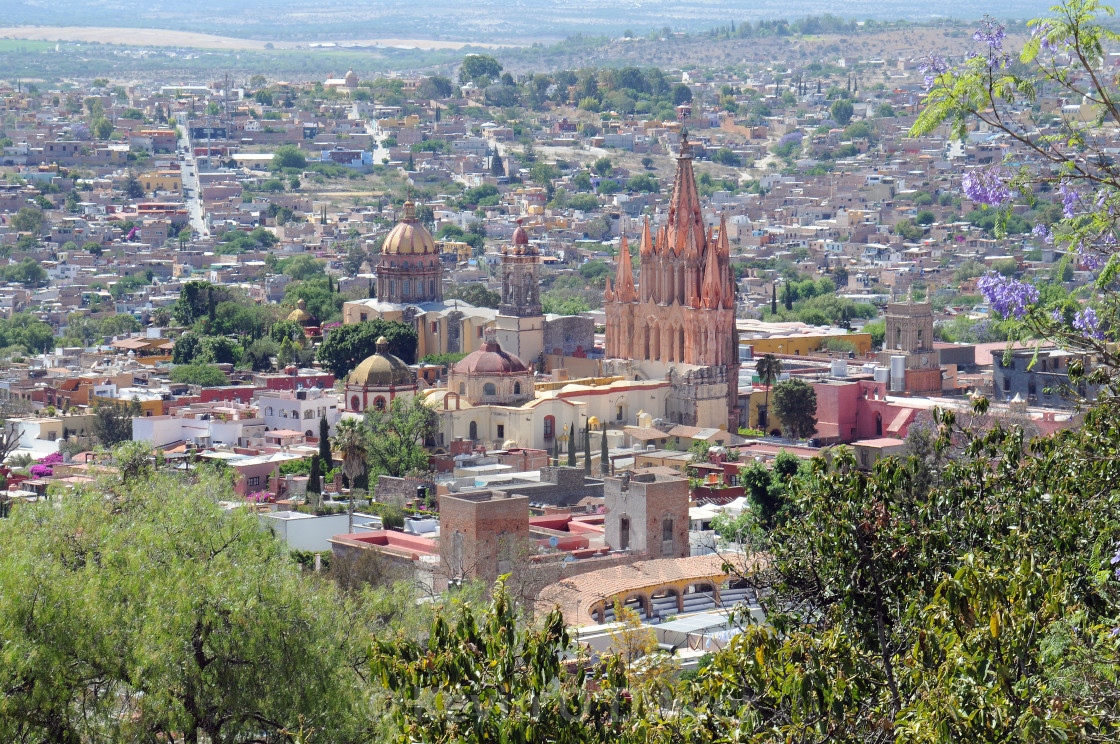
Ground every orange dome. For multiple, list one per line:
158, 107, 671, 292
382, 200, 436, 255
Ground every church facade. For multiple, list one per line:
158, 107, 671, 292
603, 133, 740, 430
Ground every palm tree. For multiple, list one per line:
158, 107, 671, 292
756, 354, 783, 432
333, 418, 368, 534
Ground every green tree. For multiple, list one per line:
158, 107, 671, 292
271, 144, 307, 170
0, 462, 373, 743
756, 354, 783, 431
168, 363, 228, 387
172, 330, 202, 364
9, 207, 43, 234
831, 98, 855, 125
363, 396, 436, 480
334, 417, 369, 530
279, 254, 325, 280
92, 398, 140, 445
444, 283, 501, 308
770, 378, 817, 440
303, 408, 325, 456
316, 320, 418, 377
458, 54, 502, 84
307, 453, 322, 499
372, 581, 630, 744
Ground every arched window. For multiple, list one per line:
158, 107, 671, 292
875, 413, 883, 436
543, 415, 555, 439
350, 396, 360, 411
616, 404, 624, 421
468, 421, 478, 440
896, 326, 903, 349
513, 381, 521, 395
265, 407, 273, 416
429, 279, 435, 295
483, 382, 497, 397
374, 397, 386, 411
305, 430, 313, 437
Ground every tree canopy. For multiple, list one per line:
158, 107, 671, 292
316, 320, 418, 377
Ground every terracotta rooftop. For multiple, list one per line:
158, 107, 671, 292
535, 554, 751, 626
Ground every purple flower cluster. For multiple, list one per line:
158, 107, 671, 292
1112, 545, 1120, 580
962, 166, 1011, 207
1031, 222, 1053, 244
919, 53, 949, 92
778, 131, 803, 146
974, 16, 1007, 50
1059, 181, 1082, 219
1032, 22, 1073, 54
1072, 306, 1105, 340
978, 272, 1039, 319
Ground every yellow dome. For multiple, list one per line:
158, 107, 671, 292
287, 298, 314, 325
588, 416, 601, 430
382, 200, 436, 255
347, 337, 413, 387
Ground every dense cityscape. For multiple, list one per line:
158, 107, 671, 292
1, 2, 1119, 742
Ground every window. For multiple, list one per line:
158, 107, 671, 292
513, 382, 521, 395
265, 407, 273, 416
1003, 377, 1011, 392
304, 410, 314, 419
619, 517, 630, 550
478, 327, 484, 337
662, 517, 673, 542
483, 382, 497, 397
544, 415, 555, 439
402, 280, 410, 296
248, 476, 260, 487
469, 421, 478, 440
617, 404, 624, 421
431, 321, 438, 334
458, 382, 466, 395
374, 397, 386, 411
350, 396, 360, 410
496, 424, 505, 439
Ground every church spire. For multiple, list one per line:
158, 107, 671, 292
613, 234, 637, 303
667, 129, 704, 259
639, 217, 654, 257
701, 227, 723, 310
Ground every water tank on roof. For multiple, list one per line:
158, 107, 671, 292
830, 359, 848, 378
890, 356, 905, 393
873, 366, 890, 385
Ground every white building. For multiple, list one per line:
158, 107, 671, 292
256, 388, 342, 438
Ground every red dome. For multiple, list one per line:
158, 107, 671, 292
511, 219, 529, 246
452, 335, 530, 376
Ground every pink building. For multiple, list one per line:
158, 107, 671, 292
812, 379, 923, 444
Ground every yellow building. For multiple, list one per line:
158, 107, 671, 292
437, 240, 472, 262
139, 170, 182, 194
743, 331, 872, 357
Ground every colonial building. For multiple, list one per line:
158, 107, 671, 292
344, 336, 417, 414
878, 301, 941, 394
603, 131, 740, 429
493, 220, 546, 364
376, 199, 444, 305
447, 329, 534, 407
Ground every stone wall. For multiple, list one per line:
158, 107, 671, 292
543, 315, 595, 356
603, 471, 689, 558
374, 474, 436, 507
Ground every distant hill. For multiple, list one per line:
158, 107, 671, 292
3, 0, 1058, 43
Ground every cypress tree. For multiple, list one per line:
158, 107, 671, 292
771, 282, 778, 315
600, 427, 609, 475
318, 416, 331, 466
583, 421, 592, 475
566, 425, 576, 467
307, 455, 321, 497
552, 435, 559, 466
